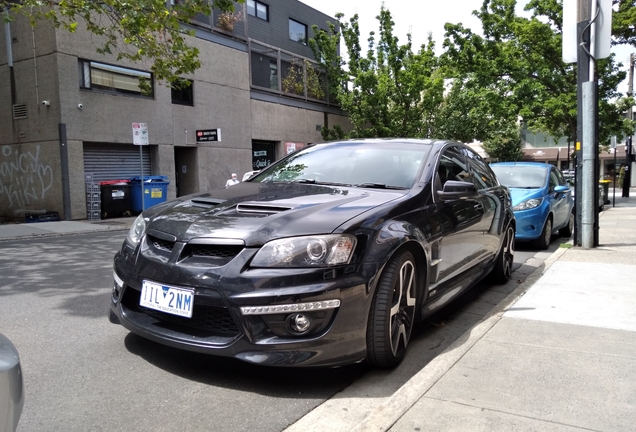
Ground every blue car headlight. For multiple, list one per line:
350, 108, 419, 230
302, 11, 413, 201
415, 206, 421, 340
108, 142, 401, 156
251, 234, 357, 268
513, 198, 543, 211
126, 214, 147, 246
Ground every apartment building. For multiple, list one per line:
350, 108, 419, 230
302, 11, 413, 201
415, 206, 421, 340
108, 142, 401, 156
0, 0, 349, 220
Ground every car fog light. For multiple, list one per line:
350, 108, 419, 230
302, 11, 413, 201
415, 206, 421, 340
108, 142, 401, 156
113, 271, 124, 288
290, 314, 311, 333
240, 299, 341, 315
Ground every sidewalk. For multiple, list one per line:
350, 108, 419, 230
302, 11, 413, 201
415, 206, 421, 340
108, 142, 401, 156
0, 217, 135, 240
357, 195, 636, 432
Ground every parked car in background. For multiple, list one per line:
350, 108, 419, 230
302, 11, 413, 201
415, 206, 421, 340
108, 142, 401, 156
0, 333, 24, 432
562, 171, 605, 211
491, 162, 574, 250
110, 139, 515, 368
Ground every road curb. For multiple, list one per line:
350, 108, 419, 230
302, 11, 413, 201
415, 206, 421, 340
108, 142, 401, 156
350, 246, 569, 432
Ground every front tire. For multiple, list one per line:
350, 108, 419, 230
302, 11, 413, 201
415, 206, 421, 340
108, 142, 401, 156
534, 217, 552, 250
366, 250, 417, 368
491, 224, 515, 284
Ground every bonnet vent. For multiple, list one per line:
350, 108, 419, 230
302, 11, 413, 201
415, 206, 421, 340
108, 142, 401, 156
236, 203, 292, 214
190, 198, 225, 208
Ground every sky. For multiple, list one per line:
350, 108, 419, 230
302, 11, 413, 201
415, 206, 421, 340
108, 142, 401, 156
300, 0, 633, 96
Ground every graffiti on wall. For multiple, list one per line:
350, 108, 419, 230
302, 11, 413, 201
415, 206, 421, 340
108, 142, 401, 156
0, 145, 54, 213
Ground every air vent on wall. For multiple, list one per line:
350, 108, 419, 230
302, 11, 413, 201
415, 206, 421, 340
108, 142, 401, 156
13, 104, 27, 120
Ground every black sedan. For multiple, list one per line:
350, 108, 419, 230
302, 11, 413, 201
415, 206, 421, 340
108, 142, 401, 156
110, 139, 515, 368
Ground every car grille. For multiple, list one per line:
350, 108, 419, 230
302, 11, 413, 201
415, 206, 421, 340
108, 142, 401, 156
121, 287, 240, 337
150, 236, 175, 252
180, 244, 244, 267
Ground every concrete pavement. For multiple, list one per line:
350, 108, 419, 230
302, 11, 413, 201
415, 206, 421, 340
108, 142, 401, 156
0, 217, 135, 240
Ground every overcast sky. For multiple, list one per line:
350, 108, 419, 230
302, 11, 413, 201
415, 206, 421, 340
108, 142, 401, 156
300, 0, 633, 95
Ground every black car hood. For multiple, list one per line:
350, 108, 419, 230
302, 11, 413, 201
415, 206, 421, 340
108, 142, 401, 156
147, 182, 406, 245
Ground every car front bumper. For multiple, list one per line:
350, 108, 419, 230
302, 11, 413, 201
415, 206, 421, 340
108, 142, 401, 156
512, 204, 549, 242
110, 237, 375, 367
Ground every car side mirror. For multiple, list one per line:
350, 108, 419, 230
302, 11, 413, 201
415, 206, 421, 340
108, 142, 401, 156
438, 180, 479, 201
554, 185, 569, 193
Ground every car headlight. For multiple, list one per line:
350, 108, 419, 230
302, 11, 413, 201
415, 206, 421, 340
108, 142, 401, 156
251, 234, 357, 268
126, 214, 147, 246
513, 198, 543, 211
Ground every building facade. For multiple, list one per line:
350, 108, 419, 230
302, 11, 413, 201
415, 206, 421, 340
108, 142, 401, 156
0, 0, 349, 221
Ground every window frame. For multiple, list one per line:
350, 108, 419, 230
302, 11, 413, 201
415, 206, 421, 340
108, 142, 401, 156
289, 18, 308, 45
171, 79, 194, 106
247, 0, 269, 21
78, 59, 154, 98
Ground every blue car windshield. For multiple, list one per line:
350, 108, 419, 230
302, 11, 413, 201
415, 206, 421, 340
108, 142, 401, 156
251, 143, 429, 189
491, 166, 547, 189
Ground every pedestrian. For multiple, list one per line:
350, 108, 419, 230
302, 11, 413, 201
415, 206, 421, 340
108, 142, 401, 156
225, 173, 240, 188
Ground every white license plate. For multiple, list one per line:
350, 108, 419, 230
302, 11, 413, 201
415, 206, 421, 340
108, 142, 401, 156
140, 280, 194, 318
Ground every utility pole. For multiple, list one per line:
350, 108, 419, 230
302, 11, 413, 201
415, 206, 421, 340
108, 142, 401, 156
623, 53, 634, 197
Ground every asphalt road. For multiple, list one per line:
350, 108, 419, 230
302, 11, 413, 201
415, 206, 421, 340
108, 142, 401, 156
0, 230, 562, 432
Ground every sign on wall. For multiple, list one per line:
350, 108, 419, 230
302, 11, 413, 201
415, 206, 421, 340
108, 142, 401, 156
196, 129, 221, 143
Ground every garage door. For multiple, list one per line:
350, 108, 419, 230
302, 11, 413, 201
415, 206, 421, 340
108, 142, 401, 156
83, 143, 151, 182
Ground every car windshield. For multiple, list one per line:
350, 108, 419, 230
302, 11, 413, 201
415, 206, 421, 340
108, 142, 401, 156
251, 142, 429, 189
491, 165, 547, 189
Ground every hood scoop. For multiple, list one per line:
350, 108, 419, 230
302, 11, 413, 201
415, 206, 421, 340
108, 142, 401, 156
212, 202, 294, 217
190, 198, 226, 208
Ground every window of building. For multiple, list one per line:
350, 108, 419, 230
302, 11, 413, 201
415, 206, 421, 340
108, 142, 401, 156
171, 79, 194, 106
289, 18, 307, 44
78, 60, 153, 97
247, 0, 268, 20
269, 60, 278, 90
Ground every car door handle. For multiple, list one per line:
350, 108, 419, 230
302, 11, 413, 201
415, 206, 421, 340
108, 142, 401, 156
474, 204, 483, 210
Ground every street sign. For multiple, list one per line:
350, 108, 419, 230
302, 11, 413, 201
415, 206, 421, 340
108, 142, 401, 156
132, 123, 149, 145
196, 129, 221, 142
562, 0, 612, 63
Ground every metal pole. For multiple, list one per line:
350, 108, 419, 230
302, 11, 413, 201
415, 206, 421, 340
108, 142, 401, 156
574, 0, 592, 247
58, 123, 72, 220
140, 145, 145, 212
581, 82, 595, 248
613, 145, 617, 207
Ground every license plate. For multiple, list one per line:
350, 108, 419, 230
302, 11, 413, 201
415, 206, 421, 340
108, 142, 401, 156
140, 280, 194, 318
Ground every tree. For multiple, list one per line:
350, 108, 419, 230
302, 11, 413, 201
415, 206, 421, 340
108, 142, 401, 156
612, 0, 636, 48
482, 123, 524, 161
309, 7, 445, 139
443, 0, 633, 148
1, 0, 243, 83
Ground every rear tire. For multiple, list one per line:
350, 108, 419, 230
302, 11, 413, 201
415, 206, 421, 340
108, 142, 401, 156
491, 224, 515, 284
559, 212, 574, 237
534, 217, 552, 250
366, 250, 417, 368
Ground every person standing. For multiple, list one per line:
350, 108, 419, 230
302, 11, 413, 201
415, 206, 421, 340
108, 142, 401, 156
225, 173, 240, 188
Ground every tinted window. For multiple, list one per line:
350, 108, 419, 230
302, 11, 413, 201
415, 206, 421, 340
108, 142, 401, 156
436, 147, 471, 191
464, 149, 498, 189
253, 143, 429, 188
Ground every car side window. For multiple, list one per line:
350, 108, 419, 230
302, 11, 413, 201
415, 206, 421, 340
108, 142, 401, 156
435, 147, 471, 193
464, 149, 498, 190
554, 168, 567, 186
549, 169, 559, 192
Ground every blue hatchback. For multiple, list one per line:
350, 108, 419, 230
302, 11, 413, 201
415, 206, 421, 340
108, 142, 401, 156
491, 162, 574, 249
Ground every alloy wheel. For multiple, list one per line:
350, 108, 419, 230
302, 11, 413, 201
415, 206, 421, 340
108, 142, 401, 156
389, 260, 416, 357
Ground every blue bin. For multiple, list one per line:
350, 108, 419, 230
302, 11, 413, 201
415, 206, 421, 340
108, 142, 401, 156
129, 176, 169, 212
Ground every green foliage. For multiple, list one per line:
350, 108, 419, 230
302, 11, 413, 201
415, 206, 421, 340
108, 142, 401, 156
612, 0, 636, 47
309, 7, 445, 139
2, 0, 243, 84
443, 0, 631, 146
482, 123, 524, 162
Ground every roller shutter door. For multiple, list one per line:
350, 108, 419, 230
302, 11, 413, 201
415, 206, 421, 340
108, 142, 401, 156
83, 143, 151, 182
